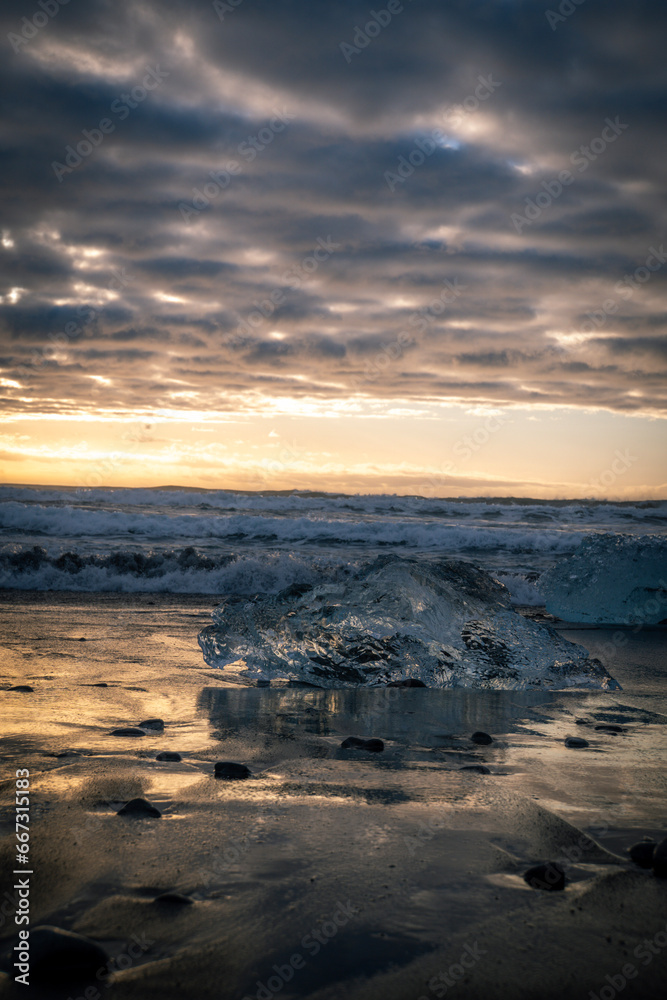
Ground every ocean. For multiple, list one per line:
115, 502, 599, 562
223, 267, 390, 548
2, 486, 666, 603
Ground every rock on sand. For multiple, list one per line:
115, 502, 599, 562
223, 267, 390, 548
139, 718, 165, 730
523, 862, 566, 891
117, 798, 162, 818
341, 737, 385, 752
28, 926, 109, 983
214, 761, 252, 779
471, 731, 493, 745
565, 736, 589, 748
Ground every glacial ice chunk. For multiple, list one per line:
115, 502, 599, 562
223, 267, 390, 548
542, 533, 667, 625
197, 555, 619, 689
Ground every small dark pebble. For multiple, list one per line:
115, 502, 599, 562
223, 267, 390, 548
387, 679, 427, 688
653, 839, 667, 878
340, 736, 367, 749
117, 798, 162, 818
523, 862, 566, 891
156, 751, 182, 762
594, 724, 626, 733
153, 892, 194, 905
341, 737, 385, 752
139, 718, 165, 731
9, 685, 34, 693
77, 637, 87, 641
565, 736, 589, 748
91, 682, 108, 687
628, 840, 656, 869
214, 761, 252, 779
471, 731, 493, 745
363, 738, 385, 752
110, 727, 146, 737
28, 925, 108, 983
460, 765, 491, 774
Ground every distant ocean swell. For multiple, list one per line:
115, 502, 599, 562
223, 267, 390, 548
0, 501, 591, 551
1, 487, 666, 524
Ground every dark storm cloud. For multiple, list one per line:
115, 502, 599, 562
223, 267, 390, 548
596, 337, 667, 360
0, 0, 666, 416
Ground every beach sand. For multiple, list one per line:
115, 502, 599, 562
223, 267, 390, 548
1, 592, 666, 999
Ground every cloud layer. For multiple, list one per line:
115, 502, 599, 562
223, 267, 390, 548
1, 0, 666, 429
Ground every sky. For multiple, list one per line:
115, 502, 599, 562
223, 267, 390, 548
0, 0, 666, 498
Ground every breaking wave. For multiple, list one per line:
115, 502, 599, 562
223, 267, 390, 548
0, 500, 618, 553
0, 546, 344, 595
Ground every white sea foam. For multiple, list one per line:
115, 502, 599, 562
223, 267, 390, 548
0, 500, 588, 551
495, 572, 545, 605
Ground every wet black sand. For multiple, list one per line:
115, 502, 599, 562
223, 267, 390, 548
0, 592, 666, 999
